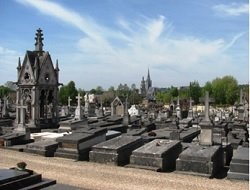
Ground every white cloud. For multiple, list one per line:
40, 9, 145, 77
0, 45, 22, 82
15, 0, 248, 89
213, 3, 249, 16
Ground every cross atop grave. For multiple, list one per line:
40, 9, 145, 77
68, 96, 72, 107
187, 97, 194, 118
2, 96, 9, 117
199, 91, 215, 146
199, 92, 214, 121
189, 97, 194, 109
76, 93, 82, 108
176, 96, 182, 119
16, 99, 28, 131
239, 88, 243, 105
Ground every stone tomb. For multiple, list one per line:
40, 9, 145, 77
89, 135, 143, 166
128, 140, 182, 172
176, 145, 224, 177
24, 140, 59, 157
227, 146, 249, 180
0, 168, 56, 189
55, 127, 107, 160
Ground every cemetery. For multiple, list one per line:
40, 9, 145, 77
0, 28, 248, 189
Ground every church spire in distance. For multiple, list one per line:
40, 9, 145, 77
35, 28, 44, 51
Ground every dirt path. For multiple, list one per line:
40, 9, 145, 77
0, 149, 248, 190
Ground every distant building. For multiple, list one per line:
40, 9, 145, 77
140, 69, 155, 101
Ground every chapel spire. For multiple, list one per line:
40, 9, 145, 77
35, 28, 44, 51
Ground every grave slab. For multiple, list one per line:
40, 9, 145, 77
89, 135, 143, 166
55, 128, 107, 160
176, 144, 224, 177
24, 140, 59, 157
227, 146, 249, 180
128, 140, 182, 172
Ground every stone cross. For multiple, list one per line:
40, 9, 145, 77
68, 96, 72, 107
76, 93, 82, 108
189, 97, 194, 109
199, 91, 215, 146
2, 96, 9, 117
199, 92, 214, 121
176, 96, 182, 119
16, 99, 27, 130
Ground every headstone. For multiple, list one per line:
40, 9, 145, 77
122, 97, 130, 126
199, 92, 214, 146
111, 96, 124, 116
227, 146, 249, 180
74, 93, 82, 120
128, 105, 139, 116
129, 140, 182, 171
2, 96, 9, 118
187, 97, 194, 119
176, 96, 182, 119
89, 135, 143, 166
67, 96, 72, 107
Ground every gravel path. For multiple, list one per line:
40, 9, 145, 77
0, 149, 248, 190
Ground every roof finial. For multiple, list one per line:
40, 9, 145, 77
35, 28, 44, 51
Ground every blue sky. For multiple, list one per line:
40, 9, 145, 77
0, 0, 248, 90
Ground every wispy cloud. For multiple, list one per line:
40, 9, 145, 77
15, 0, 247, 88
213, 3, 249, 16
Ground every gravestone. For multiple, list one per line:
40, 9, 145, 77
67, 96, 72, 108
0, 168, 56, 189
55, 127, 107, 160
24, 140, 59, 157
89, 135, 143, 166
111, 96, 124, 116
176, 96, 182, 119
128, 105, 139, 116
122, 97, 130, 127
227, 146, 249, 180
199, 92, 214, 146
0, 99, 31, 146
176, 144, 224, 177
2, 96, 9, 118
74, 93, 83, 120
187, 97, 194, 119
129, 140, 182, 172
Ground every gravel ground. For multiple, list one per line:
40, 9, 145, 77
0, 149, 248, 190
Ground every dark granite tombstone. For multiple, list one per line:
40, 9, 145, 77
227, 146, 249, 180
55, 127, 107, 160
24, 140, 59, 157
89, 135, 143, 166
176, 144, 224, 177
129, 140, 182, 172
0, 168, 56, 189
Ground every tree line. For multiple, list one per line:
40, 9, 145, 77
156, 75, 248, 106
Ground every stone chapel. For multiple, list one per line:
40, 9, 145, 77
15, 28, 60, 129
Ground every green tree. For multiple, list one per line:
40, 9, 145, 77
170, 86, 178, 97
0, 86, 12, 98
211, 76, 238, 105
189, 81, 201, 104
95, 86, 104, 95
59, 81, 78, 105
202, 81, 212, 96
